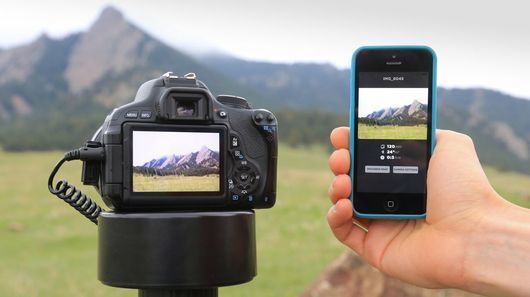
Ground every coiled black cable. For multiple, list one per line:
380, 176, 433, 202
48, 148, 104, 225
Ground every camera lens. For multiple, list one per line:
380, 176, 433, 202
176, 101, 196, 116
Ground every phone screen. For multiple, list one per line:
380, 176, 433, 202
352, 49, 434, 216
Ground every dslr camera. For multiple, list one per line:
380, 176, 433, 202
82, 72, 277, 211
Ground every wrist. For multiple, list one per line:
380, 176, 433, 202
462, 195, 530, 296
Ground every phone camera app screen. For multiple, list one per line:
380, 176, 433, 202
356, 72, 430, 194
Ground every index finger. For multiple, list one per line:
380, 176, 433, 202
330, 127, 350, 149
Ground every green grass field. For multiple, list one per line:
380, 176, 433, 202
133, 174, 219, 192
358, 123, 427, 140
0, 146, 529, 297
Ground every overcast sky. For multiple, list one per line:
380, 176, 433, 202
1, 0, 529, 99
359, 88, 428, 117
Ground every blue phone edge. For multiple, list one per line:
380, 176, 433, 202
349, 45, 437, 220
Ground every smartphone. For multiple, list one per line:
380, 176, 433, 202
350, 46, 436, 219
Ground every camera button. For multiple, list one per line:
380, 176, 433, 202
238, 165, 250, 172
239, 173, 249, 182
140, 111, 152, 119
233, 150, 244, 160
125, 111, 138, 118
247, 195, 254, 203
236, 160, 251, 170
230, 135, 240, 148
218, 110, 227, 118
228, 178, 235, 190
237, 183, 250, 190
231, 194, 240, 201
254, 113, 264, 122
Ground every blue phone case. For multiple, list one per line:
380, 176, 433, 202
349, 45, 437, 219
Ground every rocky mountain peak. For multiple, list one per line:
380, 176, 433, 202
138, 147, 219, 176
196, 146, 216, 164
35, 33, 51, 43
408, 100, 425, 116
0, 35, 48, 84
95, 6, 124, 27
365, 100, 427, 121
198, 146, 211, 154
64, 6, 148, 94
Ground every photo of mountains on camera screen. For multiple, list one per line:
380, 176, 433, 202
358, 88, 428, 140
132, 131, 220, 192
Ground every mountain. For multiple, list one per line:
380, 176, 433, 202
364, 100, 427, 122
141, 146, 219, 172
0, 6, 267, 150
0, 6, 529, 174
0, 7, 265, 111
206, 54, 530, 173
202, 53, 349, 111
138, 146, 219, 176
438, 88, 530, 172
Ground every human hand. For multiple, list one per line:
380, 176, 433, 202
327, 127, 530, 296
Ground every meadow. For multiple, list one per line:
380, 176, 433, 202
133, 174, 220, 192
0, 146, 529, 297
358, 123, 427, 140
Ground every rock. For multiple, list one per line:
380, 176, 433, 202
300, 252, 480, 297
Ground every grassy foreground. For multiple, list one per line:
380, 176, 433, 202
358, 123, 427, 140
0, 147, 529, 297
0, 146, 341, 297
133, 174, 220, 192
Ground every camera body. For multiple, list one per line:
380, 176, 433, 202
83, 73, 277, 211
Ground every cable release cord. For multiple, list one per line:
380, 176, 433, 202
47, 145, 105, 225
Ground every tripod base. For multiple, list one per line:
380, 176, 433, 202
138, 288, 218, 297
98, 211, 256, 290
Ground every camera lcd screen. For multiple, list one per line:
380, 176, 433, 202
132, 131, 221, 193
